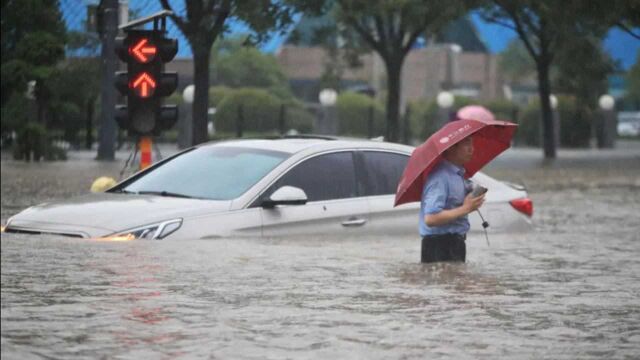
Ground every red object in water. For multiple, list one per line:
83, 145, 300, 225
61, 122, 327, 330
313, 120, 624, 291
510, 198, 533, 217
394, 116, 518, 207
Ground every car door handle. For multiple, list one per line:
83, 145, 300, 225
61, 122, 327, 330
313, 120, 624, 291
341, 217, 367, 227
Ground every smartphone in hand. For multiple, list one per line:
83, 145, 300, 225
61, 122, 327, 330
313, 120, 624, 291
471, 185, 488, 197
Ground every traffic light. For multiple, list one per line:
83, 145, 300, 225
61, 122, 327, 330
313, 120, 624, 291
114, 29, 178, 136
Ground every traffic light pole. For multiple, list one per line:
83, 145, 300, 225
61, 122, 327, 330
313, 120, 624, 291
139, 136, 153, 170
97, 0, 119, 160
112, 11, 178, 170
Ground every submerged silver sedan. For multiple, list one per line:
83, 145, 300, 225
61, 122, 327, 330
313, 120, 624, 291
3, 136, 533, 240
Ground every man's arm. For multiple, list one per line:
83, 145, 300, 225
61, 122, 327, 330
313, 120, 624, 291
425, 193, 485, 227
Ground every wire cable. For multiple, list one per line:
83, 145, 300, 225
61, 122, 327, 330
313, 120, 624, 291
477, 209, 490, 246
119, 140, 138, 180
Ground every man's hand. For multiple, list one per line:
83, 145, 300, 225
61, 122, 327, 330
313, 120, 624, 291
462, 193, 485, 214
424, 193, 486, 227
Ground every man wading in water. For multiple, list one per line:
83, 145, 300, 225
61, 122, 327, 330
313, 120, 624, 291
419, 137, 485, 263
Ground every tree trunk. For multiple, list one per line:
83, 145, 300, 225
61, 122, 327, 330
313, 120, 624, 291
85, 97, 94, 149
36, 80, 48, 126
191, 46, 211, 146
537, 60, 556, 159
385, 58, 402, 143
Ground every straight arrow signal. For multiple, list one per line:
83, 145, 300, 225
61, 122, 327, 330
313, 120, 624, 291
131, 72, 156, 98
130, 38, 157, 63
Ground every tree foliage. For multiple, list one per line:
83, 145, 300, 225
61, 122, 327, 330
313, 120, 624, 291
334, 0, 465, 142
480, 0, 613, 158
626, 52, 640, 108
498, 39, 535, 83
211, 36, 291, 97
160, 0, 317, 145
1, 0, 66, 108
553, 36, 616, 109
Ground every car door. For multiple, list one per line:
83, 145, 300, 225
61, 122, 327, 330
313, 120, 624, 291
256, 151, 370, 238
357, 151, 419, 237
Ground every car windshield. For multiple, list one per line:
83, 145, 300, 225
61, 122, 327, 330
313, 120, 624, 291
121, 146, 290, 200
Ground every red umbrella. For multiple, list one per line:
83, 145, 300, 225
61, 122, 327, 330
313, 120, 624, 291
394, 115, 517, 207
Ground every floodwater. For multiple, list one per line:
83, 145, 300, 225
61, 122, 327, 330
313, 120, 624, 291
1, 144, 640, 359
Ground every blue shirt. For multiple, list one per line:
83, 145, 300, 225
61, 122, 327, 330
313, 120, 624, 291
419, 160, 472, 236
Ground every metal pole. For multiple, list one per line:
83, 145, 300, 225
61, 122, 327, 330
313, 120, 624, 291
236, 103, 244, 138
279, 104, 286, 135
368, 105, 374, 138
85, 97, 94, 149
97, 0, 119, 160
403, 104, 411, 144
139, 136, 153, 170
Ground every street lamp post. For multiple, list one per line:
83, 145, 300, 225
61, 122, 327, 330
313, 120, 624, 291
550, 94, 560, 149
317, 88, 338, 135
436, 91, 454, 130
179, 85, 194, 149
597, 94, 616, 149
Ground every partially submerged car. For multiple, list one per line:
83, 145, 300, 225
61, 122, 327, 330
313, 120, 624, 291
3, 136, 533, 240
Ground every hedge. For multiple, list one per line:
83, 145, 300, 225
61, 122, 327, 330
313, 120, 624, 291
336, 91, 385, 137
213, 87, 313, 134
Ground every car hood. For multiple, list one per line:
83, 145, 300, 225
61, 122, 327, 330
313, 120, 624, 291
6, 193, 232, 237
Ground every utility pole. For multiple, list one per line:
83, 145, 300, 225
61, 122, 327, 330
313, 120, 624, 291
97, 0, 119, 160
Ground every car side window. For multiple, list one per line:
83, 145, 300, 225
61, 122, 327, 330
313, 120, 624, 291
264, 152, 358, 203
361, 151, 409, 196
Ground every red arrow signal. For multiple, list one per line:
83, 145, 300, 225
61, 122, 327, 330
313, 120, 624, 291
129, 38, 157, 63
130, 72, 156, 98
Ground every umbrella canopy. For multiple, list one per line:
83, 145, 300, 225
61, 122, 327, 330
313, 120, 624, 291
394, 116, 517, 207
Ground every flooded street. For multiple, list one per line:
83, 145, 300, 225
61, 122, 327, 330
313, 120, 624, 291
2, 144, 640, 359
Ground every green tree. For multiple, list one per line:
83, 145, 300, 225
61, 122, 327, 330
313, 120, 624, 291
586, 0, 640, 40
498, 39, 535, 83
626, 52, 640, 108
334, 0, 464, 142
48, 58, 101, 146
554, 36, 616, 110
481, 0, 610, 158
160, 0, 315, 146
212, 37, 291, 98
1, 0, 66, 124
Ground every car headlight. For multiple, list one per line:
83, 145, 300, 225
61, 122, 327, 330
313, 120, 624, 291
106, 219, 183, 240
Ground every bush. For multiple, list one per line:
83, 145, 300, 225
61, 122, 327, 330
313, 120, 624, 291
484, 99, 519, 122
281, 100, 314, 133
214, 87, 313, 134
407, 96, 475, 141
557, 95, 592, 148
517, 103, 541, 147
209, 86, 234, 107
407, 98, 438, 140
336, 91, 385, 137
12, 122, 47, 161
1, 93, 31, 135
516, 96, 594, 148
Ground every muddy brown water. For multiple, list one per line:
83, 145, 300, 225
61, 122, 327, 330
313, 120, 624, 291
2, 145, 639, 359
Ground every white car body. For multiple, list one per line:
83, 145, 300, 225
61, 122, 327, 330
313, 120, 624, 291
3, 137, 532, 240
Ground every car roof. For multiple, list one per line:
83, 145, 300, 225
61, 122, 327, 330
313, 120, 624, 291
198, 135, 415, 155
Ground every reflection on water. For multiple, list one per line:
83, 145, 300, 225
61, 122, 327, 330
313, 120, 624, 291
2, 149, 640, 358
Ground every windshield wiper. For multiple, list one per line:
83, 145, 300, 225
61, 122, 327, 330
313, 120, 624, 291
111, 189, 136, 194
137, 190, 195, 199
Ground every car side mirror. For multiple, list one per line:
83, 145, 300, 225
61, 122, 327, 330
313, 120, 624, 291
261, 186, 308, 209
